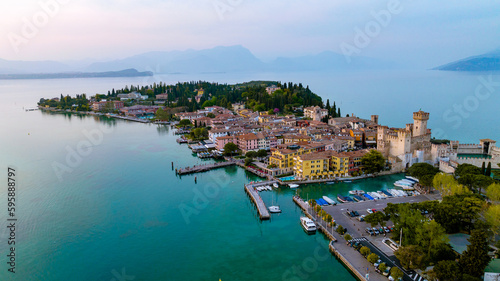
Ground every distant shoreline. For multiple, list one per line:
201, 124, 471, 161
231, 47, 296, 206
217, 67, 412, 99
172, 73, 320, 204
0, 68, 153, 80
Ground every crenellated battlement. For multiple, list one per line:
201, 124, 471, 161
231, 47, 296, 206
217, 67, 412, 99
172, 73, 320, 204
413, 110, 429, 120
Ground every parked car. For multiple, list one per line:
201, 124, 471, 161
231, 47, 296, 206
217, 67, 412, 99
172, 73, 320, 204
384, 226, 390, 233
367, 208, 373, 214
372, 227, 380, 235
358, 215, 365, 222
366, 228, 374, 235
372, 208, 378, 213
353, 210, 360, 217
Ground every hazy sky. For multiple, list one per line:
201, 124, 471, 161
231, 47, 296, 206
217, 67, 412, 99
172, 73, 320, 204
1, 0, 500, 68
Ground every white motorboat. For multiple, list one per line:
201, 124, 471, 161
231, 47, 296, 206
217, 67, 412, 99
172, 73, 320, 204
368, 192, 381, 199
348, 190, 365, 195
273, 183, 279, 188
300, 217, 317, 233
377, 191, 388, 198
322, 196, 336, 205
269, 206, 282, 213
406, 176, 419, 182
289, 184, 299, 189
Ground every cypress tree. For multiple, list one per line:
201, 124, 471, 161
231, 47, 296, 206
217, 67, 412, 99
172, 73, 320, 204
337, 108, 341, 118
481, 162, 486, 175
486, 162, 492, 177
458, 230, 491, 277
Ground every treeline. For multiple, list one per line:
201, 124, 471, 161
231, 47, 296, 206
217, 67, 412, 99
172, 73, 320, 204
102, 80, 336, 115
38, 94, 90, 111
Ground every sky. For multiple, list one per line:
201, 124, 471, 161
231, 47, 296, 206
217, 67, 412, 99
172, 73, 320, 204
1, 0, 500, 68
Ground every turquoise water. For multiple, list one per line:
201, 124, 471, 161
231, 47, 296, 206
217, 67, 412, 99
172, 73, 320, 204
0, 70, 498, 280
280, 176, 296, 181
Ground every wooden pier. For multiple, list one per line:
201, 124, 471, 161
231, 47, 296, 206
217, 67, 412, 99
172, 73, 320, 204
176, 161, 236, 175
244, 181, 278, 220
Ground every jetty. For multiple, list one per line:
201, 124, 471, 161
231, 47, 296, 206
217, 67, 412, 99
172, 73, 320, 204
244, 181, 278, 220
176, 161, 236, 175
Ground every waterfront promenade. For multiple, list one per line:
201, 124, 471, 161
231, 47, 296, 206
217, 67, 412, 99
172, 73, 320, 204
293, 196, 384, 281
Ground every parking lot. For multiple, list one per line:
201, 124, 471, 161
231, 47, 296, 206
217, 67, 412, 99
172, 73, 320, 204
323, 194, 437, 254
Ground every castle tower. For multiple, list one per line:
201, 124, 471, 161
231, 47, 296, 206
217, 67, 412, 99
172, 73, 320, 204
413, 110, 429, 137
371, 115, 379, 124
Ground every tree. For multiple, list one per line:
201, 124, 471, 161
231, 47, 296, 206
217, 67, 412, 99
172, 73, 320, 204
178, 119, 191, 127
245, 151, 257, 158
481, 162, 486, 175
367, 253, 379, 264
390, 267, 404, 281
359, 246, 371, 257
433, 173, 471, 196
344, 233, 352, 241
206, 113, 216, 118
455, 163, 481, 178
485, 204, 500, 235
487, 183, 500, 202
416, 220, 449, 258
407, 162, 439, 178
458, 230, 491, 278
336, 225, 345, 235
420, 174, 435, 188
378, 263, 387, 273
361, 149, 385, 174
244, 157, 253, 166
428, 260, 461, 281
256, 149, 267, 158
395, 245, 426, 270
223, 142, 238, 156
486, 162, 492, 177
364, 211, 387, 227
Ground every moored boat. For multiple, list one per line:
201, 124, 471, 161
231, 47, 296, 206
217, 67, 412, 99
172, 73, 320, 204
352, 195, 364, 202
273, 183, 279, 188
348, 190, 365, 195
300, 217, 317, 233
381, 190, 393, 197
322, 196, 336, 205
337, 194, 348, 203
269, 206, 282, 213
288, 184, 299, 189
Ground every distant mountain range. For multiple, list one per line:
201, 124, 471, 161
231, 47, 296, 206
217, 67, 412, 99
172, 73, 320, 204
434, 48, 500, 71
0, 45, 398, 77
0, 69, 153, 80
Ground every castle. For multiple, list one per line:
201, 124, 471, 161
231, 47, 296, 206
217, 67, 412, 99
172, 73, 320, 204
377, 110, 432, 171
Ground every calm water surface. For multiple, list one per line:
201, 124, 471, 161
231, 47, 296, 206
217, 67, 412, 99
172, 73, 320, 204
0, 70, 498, 280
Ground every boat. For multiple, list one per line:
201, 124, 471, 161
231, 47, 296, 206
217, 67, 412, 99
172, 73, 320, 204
343, 180, 352, 183
288, 184, 299, 189
363, 193, 374, 200
300, 217, 317, 233
317, 198, 329, 206
381, 190, 393, 197
337, 194, 349, 203
268, 206, 282, 213
266, 185, 272, 191
349, 190, 365, 195
406, 176, 419, 182
326, 181, 336, 184
368, 192, 381, 199
352, 195, 364, 202
377, 191, 388, 198
402, 186, 415, 191
388, 189, 401, 197
322, 196, 336, 205
273, 183, 279, 188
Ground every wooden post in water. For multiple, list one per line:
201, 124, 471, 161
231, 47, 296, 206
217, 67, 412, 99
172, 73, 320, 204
175, 168, 178, 175
172, 162, 174, 170
195, 176, 197, 183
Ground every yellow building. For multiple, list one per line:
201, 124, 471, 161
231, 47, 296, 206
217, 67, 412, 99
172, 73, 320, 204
269, 143, 321, 173
283, 134, 312, 144
293, 151, 349, 180
294, 152, 333, 180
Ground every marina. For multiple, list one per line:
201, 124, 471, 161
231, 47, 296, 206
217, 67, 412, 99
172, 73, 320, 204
244, 181, 279, 220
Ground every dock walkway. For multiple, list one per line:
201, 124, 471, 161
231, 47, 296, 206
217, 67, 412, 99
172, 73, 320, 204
293, 196, 385, 281
244, 181, 278, 220
177, 161, 235, 175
